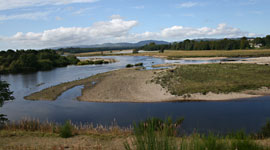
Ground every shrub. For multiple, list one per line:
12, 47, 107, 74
126, 64, 134, 68
133, 49, 139, 54
135, 63, 143, 66
124, 117, 184, 150
59, 121, 73, 138
258, 120, 270, 138
94, 60, 104, 64
231, 139, 263, 150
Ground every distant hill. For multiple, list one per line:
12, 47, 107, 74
52, 40, 170, 49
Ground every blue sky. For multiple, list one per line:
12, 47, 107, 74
0, 0, 269, 49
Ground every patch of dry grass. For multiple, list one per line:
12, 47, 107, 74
130, 49, 270, 59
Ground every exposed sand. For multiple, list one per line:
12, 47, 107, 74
222, 57, 270, 65
181, 57, 227, 60
25, 57, 270, 102
78, 68, 180, 102
77, 68, 270, 102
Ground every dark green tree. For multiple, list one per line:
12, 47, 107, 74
240, 37, 250, 49
265, 35, 270, 48
0, 80, 14, 125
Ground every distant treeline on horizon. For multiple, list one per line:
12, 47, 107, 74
1, 36, 270, 54
137, 35, 270, 51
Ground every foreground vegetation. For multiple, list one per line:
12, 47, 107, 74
1, 118, 270, 150
154, 63, 270, 96
0, 50, 79, 74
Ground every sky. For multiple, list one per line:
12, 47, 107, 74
0, 0, 269, 49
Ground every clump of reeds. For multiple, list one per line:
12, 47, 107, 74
124, 118, 269, 150
124, 117, 184, 150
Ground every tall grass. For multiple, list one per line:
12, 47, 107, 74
124, 117, 183, 150
124, 118, 270, 150
2, 118, 131, 137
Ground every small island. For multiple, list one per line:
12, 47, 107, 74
77, 58, 117, 65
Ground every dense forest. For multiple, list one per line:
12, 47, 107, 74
138, 35, 270, 51
0, 50, 79, 74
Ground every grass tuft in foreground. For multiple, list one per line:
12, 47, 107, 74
124, 118, 270, 150
154, 63, 270, 96
124, 117, 183, 150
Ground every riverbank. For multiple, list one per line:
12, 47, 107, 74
73, 49, 270, 59
1, 119, 270, 150
1, 130, 270, 150
25, 63, 270, 102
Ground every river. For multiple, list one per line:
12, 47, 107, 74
0, 56, 269, 133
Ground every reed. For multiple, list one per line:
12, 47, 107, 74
1, 118, 131, 137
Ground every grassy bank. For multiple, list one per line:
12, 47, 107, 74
154, 63, 270, 96
134, 49, 270, 59
1, 118, 270, 150
73, 49, 270, 59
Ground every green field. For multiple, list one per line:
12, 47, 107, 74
154, 63, 270, 96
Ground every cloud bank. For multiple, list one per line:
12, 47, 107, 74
0, 16, 256, 49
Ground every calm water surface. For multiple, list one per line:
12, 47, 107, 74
0, 56, 269, 133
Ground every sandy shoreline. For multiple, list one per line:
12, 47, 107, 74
25, 64, 270, 102
78, 68, 270, 102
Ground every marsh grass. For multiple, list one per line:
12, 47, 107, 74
59, 121, 73, 138
124, 118, 270, 150
154, 63, 270, 96
1, 118, 131, 138
1, 118, 270, 149
124, 117, 183, 150
258, 120, 270, 139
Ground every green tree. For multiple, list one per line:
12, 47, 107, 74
0, 80, 14, 125
240, 37, 250, 49
265, 35, 270, 48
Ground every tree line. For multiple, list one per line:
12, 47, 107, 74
138, 35, 270, 51
0, 49, 79, 74
58, 47, 136, 54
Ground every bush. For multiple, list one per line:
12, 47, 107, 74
124, 117, 184, 150
59, 121, 73, 138
126, 64, 134, 68
135, 63, 143, 66
258, 120, 270, 138
231, 139, 263, 150
133, 49, 139, 54
94, 60, 104, 64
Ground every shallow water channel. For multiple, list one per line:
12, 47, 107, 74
0, 56, 269, 133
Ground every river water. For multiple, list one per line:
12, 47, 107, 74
0, 56, 269, 133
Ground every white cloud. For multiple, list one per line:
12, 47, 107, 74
0, 0, 98, 11
1, 16, 138, 49
0, 17, 257, 49
178, 2, 198, 8
0, 12, 49, 21
158, 24, 249, 38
